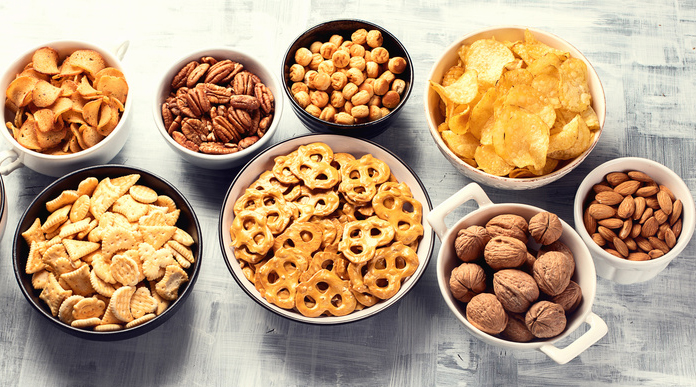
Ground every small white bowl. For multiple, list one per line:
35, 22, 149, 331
424, 26, 606, 190
573, 157, 696, 284
428, 183, 607, 364
0, 40, 132, 177
153, 47, 283, 170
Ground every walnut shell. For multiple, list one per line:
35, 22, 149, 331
501, 312, 535, 342
493, 269, 539, 313
466, 293, 508, 335
537, 240, 575, 274
529, 212, 563, 245
532, 251, 574, 296
454, 225, 491, 262
525, 301, 567, 338
551, 280, 583, 314
449, 263, 487, 303
486, 214, 529, 244
484, 235, 528, 270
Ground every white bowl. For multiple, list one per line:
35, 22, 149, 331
153, 47, 283, 170
0, 40, 132, 177
424, 26, 606, 190
219, 133, 434, 324
573, 157, 696, 284
428, 183, 607, 364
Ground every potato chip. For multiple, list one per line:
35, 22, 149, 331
464, 38, 514, 87
558, 58, 591, 113
6, 76, 39, 109
50, 97, 73, 118
96, 75, 129, 105
468, 88, 497, 140
31, 47, 60, 75
441, 65, 464, 87
430, 69, 479, 106
448, 103, 471, 134
33, 109, 55, 132
94, 68, 125, 89
502, 84, 556, 128
493, 105, 549, 170
16, 116, 42, 150
76, 75, 101, 98
547, 115, 592, 160
82, 98, 102, 127
32, 80, 62, 108
581, 106, 600, 130
513, 29, 569, 65
36, 124, 67, 149
441, 130, 478, 160
68, 49, 106, 78
82, 125, 105, 148
474, 144, 514, 176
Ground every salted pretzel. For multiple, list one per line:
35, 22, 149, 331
299, 250, 349, 282
295, 186, 340, 218
363, 242, 419, 299
351, 288, 378, 308
372, 182, 424, 246
254, 248, 310, 309
338, 216, 395, 264
272, 151, 301, 185
295, 269, 357, 317
346, 261, 369, 294
273, 221, 323, 254
289, 143, 340, 190
330, 152, 356, 173
338, 154, 391, 204
230, 209, 274, 263
233, 188, 295, 234
250, 170, 301, 201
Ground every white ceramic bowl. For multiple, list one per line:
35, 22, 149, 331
573, 157, 696, 284
0, 40, 132, 177
219, 133, 434, 324
424, 26, 606, 190
428, 183, 607, 364
153, 47, 283, 170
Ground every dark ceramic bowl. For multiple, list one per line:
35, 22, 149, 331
282, 19, 413, 138
13, 165, 202, 340
0, 175, 6, 239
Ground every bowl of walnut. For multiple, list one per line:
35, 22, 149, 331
282, 19, 413, 138
574, 157, 695, 284
154, 47, 283, 169
427, 182, 607, 364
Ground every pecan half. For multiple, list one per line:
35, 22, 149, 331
168, 115, 182, 135
181, 118, 208, 145
186, 63, 210, 88
212, 115, 242, 143
239, 135, 260, 149
229, 94, 260, 111
205, 60, 244, 85
171, 61, 197, 89
177, 93, 200, 118
172, 131, 199, 152
254, 82, 274, 114
199, 142, 239, 154
233, 71, 257, 95
228, 108, 253, 135
203, 83, 232, 104
161, 102, 174, 130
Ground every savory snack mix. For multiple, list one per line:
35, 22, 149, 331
230, 142, 424, 317
161, 56, 275, 154
22, 174, 196, 331
430, 29, 600, 178
287, 28, 408, 125
449, 211, 582, 341
5, 47, 128, 154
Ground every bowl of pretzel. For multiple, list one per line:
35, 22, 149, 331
219, 133, 434, 324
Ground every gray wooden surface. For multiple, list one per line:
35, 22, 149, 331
1, 1, 695, 386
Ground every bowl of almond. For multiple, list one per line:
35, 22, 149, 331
574, 157, 695, 284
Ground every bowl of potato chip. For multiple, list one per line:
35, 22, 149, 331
0, 40, 132, 177
282, 19, 413, 138
153, 47, 282, 170
425, 26, 606, 190
219, 133, 434, 324
13, 165, 202, 340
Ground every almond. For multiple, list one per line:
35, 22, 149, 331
656, 190, 672, 215
672, 218, 682, 238
598, 225, 617, 241
627, 171, 655, 184
583, 207, 597, 234
616, 195, 635, 219
606, 172, 629, 187
641, 217, 659, 237
627, 252, 650, 261
613, 237, 629, 257
636, 185, 660, 197
649, 236, 670, 254
639, 207, 654, 224
588, 204, 616, 220
624, 237, 637, 251
670, 199, 682, 225
613, 180, 640, 196
645, 196, 660, 210
648, 249, 664, 259
659, 184, 676, 201
595, 191, 624, 206
604, 248, 623, 258
630, 223, 642, 238
665, 229, 677, 248
591, 233, 606, 247
654, 209, 668, 225
618, 219, 632, 239
633, 196, 646, 220
598, 218, 623, 229
592, 183, 613, 194
635, 237, 652, 252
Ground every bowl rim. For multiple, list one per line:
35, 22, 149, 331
573, 156, 696, 268
12, 164, 203, 340
281, 18, 414, 131
218, 133, 434, 325
0, 39, 133, 161
152, 46, 283, 162
423, 25, 606, 187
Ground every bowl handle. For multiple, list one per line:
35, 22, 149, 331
539, 312, 608, 364
113, 40, 130, 61
0, 149, 22, 175
426, 183, 493, 240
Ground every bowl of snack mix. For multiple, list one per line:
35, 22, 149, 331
282, 19, 413, 138
428, 182, 607, 364
154, 47, 282, 170
425, 26, 606, 190
219, 133, 434, 324
13, 165, 202, 340
0, 40, 132, 177
574, 157, 695, 284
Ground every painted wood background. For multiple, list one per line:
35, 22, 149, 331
0, 0, 694, 386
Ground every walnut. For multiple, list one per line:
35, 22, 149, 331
493, 269, 539, 313
532, 251, 573, 296
466, 293, 508, 335
525, 301, 567, 338
528, 212, 563, 245
551, 280, 583, 314
501, 313, 535, 342
449, 263, 486, 303
483, 236, 528, 270
486, 214, 529, 244
454, 225, 491, 262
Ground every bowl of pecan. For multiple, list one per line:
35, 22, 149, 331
428, 182, 607, 364
154, 47, 282, 169
281, 19, 413, 138
574, 157, 695, 284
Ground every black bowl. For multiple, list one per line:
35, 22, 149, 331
13, 165, 202, 340
282, 19, 414, 138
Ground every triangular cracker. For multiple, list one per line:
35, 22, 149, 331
139, 225, 176, 249
60, 264, 94, 296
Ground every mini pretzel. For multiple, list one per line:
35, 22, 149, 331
250, 170, 301, 201
230, 209, 274, 262
338, 154, 390, 204
273, 221, 323, 254
299, 250, 349, 283
272, 151, 301, 185
233, 188, 294, 234
331, 152, 356, 173
288, 143, 340, 190
295, 269, 357, 317
338, 216, 395, 264
254, 248, 309, 309
373, 183, 424, 245
346, 261, 369, 293
363, 242, 419, 299
295, 186, 340, 218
